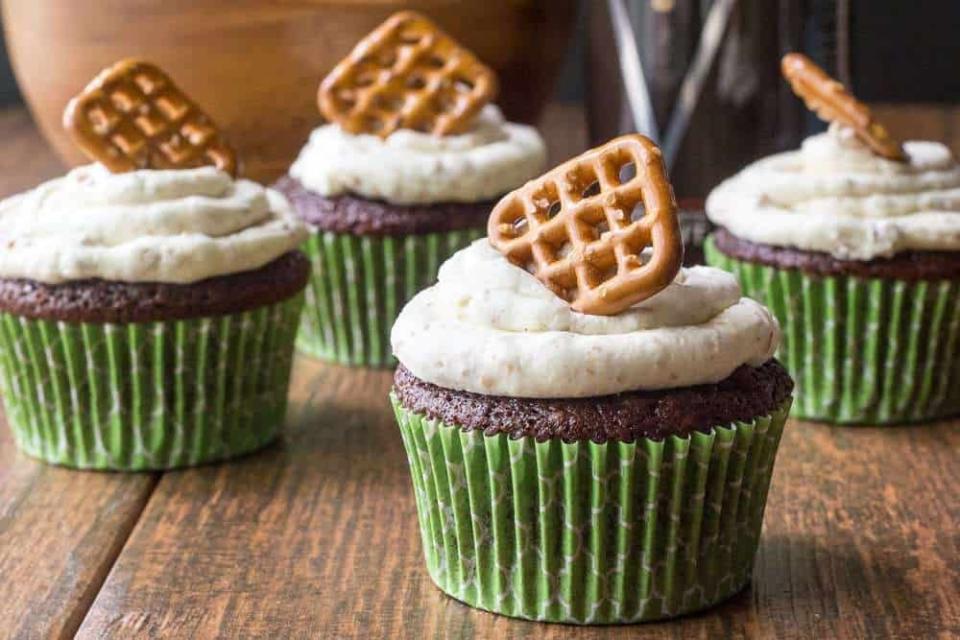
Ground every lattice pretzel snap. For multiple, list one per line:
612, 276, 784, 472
318, 11, 498, 138
488, 134, 683, 316
63, 59, 238, 175
781, 53, 905, 162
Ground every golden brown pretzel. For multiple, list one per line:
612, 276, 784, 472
488, 134, 683, 316
781, 52, 905, 161
318, 11, 498, 138
63, 59, 238, 175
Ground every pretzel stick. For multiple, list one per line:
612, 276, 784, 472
782, 53, 905, 162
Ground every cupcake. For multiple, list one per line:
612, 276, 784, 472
705, 53, 960, 424
0, 60, 308, 470
274, 11, 546, 367
390, 135, 792, 623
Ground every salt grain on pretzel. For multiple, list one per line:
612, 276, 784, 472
318, 11, 498, 138
781, 52, 905, 162
488, 134, 683, 316
63, 59, 238, 175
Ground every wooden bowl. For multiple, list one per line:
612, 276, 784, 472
1, 0, 575, 182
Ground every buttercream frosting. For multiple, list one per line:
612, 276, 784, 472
706, 124, 960, 260
0, 164, 307, 284
391, 240, 780, 398
289, 105, 546, 205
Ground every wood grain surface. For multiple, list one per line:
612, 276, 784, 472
73, 359, 960, 639
0, 104, 957, 639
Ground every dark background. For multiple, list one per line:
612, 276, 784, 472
851, 1, 960, 102
1, 1, 956, 108
0, 28, 17, 105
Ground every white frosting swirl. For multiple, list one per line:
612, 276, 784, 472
289, 105, 546, 205
391, 240, 780, 398
0, 164, 307, 284
706, 125, 960, 260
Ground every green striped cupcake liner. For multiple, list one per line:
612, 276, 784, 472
298, 228, 485, 367
0, 293, 304, 471
705, 235, 960, 423
392, 394, 791, 624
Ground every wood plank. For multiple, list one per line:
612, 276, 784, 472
0, 426, 158, 640
75, 354, 960, 638
0, 107, 160, 640
76, 361, 413, 638
753, 419, 960, 638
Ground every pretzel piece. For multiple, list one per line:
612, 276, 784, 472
488, 134, 683, 316
318, 11, 498, 138
63, 59, 238, 175
781, 53, 905, 161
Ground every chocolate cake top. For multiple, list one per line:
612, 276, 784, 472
274, 175, 493, 236
0, 251, 309, 324
713, 228, 960, 280
394, 361, 793, 443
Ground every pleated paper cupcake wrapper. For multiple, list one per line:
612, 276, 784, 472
298, 228, 485, 368
0, 293, 304, 471
392, 395, 791, 624
705, 236, 960, 423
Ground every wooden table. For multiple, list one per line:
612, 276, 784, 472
0, 105, 957, 639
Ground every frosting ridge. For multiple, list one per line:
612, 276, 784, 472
706, 125, 960, 260
0, 164, 307, 284
289, 105, 546, 205
391, 240, 780, 398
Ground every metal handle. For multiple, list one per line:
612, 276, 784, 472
607, 0, 660, 143
609, 0, 739, 172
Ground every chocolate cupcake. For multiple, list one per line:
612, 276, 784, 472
705, 54, 960, 424
390, 135, 792, 623
274, 11, 546, 367
0, 60, 309, 470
